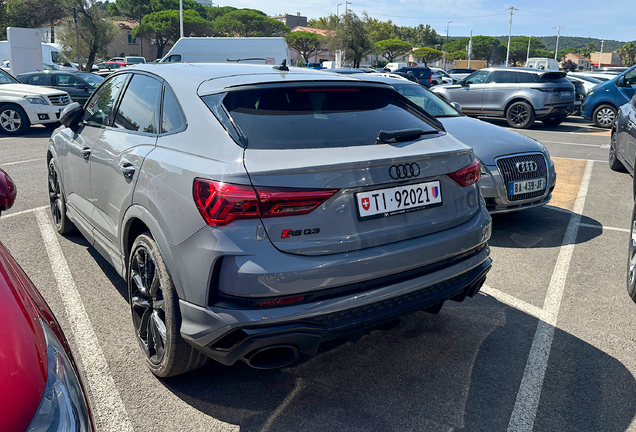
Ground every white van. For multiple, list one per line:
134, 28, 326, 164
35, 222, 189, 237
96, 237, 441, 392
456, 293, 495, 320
384, 62, 409, 71
525, 57, 560, 71
160, 37, 290, 65
0, 41, 76, 72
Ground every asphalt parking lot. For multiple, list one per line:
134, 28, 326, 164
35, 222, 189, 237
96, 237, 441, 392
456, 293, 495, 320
2, 117, 635, 432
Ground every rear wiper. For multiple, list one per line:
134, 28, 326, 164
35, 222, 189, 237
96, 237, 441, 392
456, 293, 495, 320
375, 128, 438, 144
227, 58, 268, 62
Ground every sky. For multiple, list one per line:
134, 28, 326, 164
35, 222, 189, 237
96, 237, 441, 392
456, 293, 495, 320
227, 0, 635, 42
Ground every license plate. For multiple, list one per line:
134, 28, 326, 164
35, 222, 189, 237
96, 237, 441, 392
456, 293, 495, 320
509, 178, 546, 196
356, 181, 442, 220
560, 91, 571, 97
574, 100, 582, 105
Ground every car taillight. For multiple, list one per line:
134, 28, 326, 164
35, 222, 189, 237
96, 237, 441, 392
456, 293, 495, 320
193, 179, 338, 226
448, 159, 481, 187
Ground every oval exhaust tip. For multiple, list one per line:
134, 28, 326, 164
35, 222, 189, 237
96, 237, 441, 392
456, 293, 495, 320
245, 345, 299, 370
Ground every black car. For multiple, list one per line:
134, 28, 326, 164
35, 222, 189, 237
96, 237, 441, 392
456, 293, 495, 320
610, 94, 636, 174
392, 67, 432, 87
16, 71, 104, 106
567, 77, 586, 116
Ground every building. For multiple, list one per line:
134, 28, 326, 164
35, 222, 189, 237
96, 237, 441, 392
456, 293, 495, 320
271, 13, 307, 29
563, 53, 591, 71
288, 26, 334, 64
590, 52, 621, 68
107, 19, 171, 61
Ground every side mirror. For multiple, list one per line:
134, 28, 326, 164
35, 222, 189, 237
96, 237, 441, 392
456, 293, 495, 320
0, 169, 16, 215
617, 76, 627, 87
459, 79, 467, 86
450, 102, 462, 111
60, 102, 84, 128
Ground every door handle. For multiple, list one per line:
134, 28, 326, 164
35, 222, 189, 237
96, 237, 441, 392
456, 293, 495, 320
119, 161, 135, 178
81, 147, 91, 159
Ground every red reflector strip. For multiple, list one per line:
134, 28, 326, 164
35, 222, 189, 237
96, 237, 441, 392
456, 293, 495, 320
258, 296, 305, 307
296, 88, 360, 92
448, 159, 481, 187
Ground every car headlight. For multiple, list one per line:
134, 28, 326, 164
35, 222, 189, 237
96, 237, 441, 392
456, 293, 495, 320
27, 320, 92, 431
25, 96, 49, 105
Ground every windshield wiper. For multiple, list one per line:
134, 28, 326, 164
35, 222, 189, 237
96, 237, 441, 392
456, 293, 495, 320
375, 128, 437, 144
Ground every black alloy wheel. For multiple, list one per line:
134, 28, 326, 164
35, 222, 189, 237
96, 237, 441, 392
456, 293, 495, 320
506, 101, 536, 129
609, 130, 626, 172
128, 233, 209, 377
48, 159, 75, 234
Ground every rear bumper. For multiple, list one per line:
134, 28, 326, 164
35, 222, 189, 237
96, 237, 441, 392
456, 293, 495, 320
179, 247, 491, 366
535, 103, 575, 119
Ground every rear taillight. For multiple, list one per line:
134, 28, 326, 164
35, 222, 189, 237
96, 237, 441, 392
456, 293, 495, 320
193, 179, 338, 226
448, 159, 481, 187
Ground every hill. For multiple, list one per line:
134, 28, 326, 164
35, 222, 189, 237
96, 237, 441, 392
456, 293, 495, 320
494, 36, 627, 52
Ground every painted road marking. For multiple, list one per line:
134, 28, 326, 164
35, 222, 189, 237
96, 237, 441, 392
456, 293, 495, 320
35, 209, 134, 432
3, 205, 48, 219
480, 286, 543, 319
578, 222, 630, 233
541, 141, 601, 147
507, 160, 593, 432
2, 157, 45, 166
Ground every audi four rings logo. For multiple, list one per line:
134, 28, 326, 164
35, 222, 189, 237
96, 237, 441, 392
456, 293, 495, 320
389, 163, 420, 180
516, 161, 538, 174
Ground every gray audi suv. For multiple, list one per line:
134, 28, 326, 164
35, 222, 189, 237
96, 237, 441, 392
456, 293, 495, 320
48, 63, 492, 376
433, 67, 575, 128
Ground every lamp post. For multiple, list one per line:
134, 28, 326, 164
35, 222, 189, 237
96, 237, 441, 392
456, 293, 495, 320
345, 1, 351, 13
505, 6, 518, 67
553, 26, 564, 60
598, 39, 604, 70
444, 21, 452, 69
337, 3, 342, 16
179, 0, 184, 39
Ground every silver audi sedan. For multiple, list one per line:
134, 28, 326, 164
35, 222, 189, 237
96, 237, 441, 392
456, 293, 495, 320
359, 74, 557, 213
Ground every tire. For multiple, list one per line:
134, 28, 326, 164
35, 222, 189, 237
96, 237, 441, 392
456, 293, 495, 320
505, 101, 536, 129
541, 117, 566, 126
593, 104, 617, 128
48, 159, 76, 234
128, 233, 209, 377
609, 130, 627, 172
628, 202, 636, 303
0, 104, 30, 135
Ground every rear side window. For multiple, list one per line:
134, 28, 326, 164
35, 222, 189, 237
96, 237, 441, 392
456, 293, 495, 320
161, 86, 186, 134
114, 74, 162, 133
517, 72, 538, 83
204, 86, 440, 149
54, 74, 84, 87
490, 71, 519, 83
27, 74, 50, 85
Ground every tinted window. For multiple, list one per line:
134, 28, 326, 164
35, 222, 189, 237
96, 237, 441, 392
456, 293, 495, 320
207, 86, 440, 149
540, 72, 569, 83
0, 69, 18, 84
114, 74, 162, 133
54, 74, 84, 87
84, 74, 127, 126
76, 73, 104, 88
393, 84, 460, 118
161, 86, 186, 134
517, 72, 538, 83
165, 55, 181, 63
27, 74, 50, 85
624, 69, 636, 86
490, 71, 519, 83
465, 70, 489, 84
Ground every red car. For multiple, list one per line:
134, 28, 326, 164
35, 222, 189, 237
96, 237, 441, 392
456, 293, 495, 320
0, 169, 93, 432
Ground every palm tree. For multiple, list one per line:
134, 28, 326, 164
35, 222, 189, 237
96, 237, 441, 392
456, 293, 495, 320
617, 42, 636, 67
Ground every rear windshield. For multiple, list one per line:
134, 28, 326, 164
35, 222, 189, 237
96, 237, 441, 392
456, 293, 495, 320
540, 72, 568, 83
203, 85, 441, 149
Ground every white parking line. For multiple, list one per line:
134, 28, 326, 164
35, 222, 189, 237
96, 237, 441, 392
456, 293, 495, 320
3, 205, 48, 219
541, 141, 600, 147
480, 286, 543, 319
578, 222, 630, 233
507, 160, 593, 432
2, 157, 45, 166
35, 209, 134, 432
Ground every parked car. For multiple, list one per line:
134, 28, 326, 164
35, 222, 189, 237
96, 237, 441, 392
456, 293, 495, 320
159, 37, 290, 65
306, 62, 324, 69
446, 68, 475, 81
570, 72, 617, 82
566, 73, 603, 93
109, 56, 146, 64
358, 74, 556, 213
432, 67, 575, 129
430, 67, 455, 84
567, 78, 587, 115
393, 67, 433, 87
525, 57, 560, 71
0, 68, 70, 134
581, 65, 636, 128
609, 94, 636, 173
0, 169, 94, 432
16, 70, 104, 106
50, 63, 492, 376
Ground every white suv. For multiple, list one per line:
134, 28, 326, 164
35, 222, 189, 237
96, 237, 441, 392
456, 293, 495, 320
0, 68, 70, 135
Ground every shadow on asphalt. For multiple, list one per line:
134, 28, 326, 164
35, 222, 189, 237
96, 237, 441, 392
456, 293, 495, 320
4, 125, 57, 139
157, 294, 636, 432
480, 117, 602, 132
490, 205, 602, 249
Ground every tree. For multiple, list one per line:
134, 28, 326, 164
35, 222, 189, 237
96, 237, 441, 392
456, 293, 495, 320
307, 15, 340, 30
213, 9, 289, 37
7, 0, 68, 42
446, 50, 467, 61
582, 42, 598, 58
364, 16, 394, 44
469, 36, 506, 65
133, 9, 212, 58
374, 39, 411, 62
286, 31, 326, 63
617, 41, 636, 67
62, 0, 119, 70
327, 11, 373, 68
412, 47, 442, 66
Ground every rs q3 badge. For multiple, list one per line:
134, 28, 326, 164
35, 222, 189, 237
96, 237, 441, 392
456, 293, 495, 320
281, 228, 320, 238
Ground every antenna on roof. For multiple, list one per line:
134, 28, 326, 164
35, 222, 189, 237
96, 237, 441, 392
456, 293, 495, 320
273, 59, 289, 72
